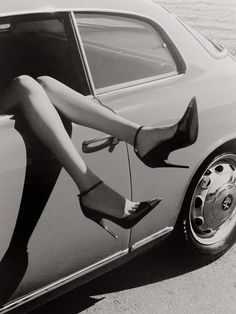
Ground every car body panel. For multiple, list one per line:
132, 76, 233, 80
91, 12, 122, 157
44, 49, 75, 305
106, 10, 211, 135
0, 106, 132, 303
98, 55, 236, 242
94, 12, 236, 243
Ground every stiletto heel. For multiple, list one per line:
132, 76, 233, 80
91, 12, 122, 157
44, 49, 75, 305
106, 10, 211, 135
78, 181, 161, 239
134, 97, 198, 168
95, 218, 118, 239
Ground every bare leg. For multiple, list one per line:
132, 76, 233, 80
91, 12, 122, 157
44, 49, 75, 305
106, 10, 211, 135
37, 76, 177, 156
0, 75, 139, 218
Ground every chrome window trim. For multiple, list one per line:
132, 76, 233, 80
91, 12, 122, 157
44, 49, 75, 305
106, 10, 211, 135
95, 71, 178, 95
0, 249, 128, 314
96, 73, 185, 97
73, 10, 187, 95
69, 11, 97, 97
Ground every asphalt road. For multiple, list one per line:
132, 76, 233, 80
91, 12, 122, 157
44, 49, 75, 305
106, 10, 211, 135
30, 236, 236, 314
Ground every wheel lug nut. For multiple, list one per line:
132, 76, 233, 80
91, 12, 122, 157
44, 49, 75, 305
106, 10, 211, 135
204, 169, 211, 176
195, 196, 203, 208
195, 217, 204, 226
201, 176, 211, 189
215, 165, 224, 173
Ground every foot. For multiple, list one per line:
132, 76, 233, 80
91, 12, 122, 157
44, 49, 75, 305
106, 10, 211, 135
135, 97, 198, 159
135, 124, 177, 158
80, 182, 140, 219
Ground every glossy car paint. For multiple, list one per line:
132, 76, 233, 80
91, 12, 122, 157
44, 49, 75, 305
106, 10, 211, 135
0, 0, 236, 312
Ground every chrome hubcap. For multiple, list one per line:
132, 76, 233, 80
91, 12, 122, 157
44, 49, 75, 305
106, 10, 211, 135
190, 154, 236, 245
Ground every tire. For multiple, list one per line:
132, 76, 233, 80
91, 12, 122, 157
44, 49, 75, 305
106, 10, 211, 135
176, 144, 236, 261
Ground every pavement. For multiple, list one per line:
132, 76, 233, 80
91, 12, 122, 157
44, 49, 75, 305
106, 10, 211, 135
30, 236, 236, 314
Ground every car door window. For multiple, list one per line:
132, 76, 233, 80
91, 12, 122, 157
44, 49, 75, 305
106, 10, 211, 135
75, 13, 178, 92
0, 16, 89, 96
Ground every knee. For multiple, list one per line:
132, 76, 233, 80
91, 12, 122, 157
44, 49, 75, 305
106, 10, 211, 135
13, 75, 42, 96
36, 76, 55, 91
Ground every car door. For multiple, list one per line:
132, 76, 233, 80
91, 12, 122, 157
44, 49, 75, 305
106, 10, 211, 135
0, 13, 131, 308
75, 12, 196, 249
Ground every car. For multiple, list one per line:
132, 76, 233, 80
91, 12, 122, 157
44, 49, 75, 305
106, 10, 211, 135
1, 0, 236, 312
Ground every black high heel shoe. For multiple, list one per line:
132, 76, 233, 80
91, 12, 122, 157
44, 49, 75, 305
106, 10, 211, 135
134, 97, 198, 168
78, 181, 162, 239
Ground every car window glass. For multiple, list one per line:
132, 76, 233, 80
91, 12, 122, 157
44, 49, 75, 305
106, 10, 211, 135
75, 14, 178, 91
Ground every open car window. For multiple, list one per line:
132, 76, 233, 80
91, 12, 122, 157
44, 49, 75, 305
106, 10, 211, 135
75, 13, 179, 93
0, 15, 90, 97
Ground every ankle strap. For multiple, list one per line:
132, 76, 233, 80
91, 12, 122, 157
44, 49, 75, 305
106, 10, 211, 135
78, 180, 103, 198
134, 126, 143, 152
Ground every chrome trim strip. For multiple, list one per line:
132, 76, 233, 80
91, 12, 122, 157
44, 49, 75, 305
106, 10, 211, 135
0, 249, 128, 313
98, 74, 184, 98
96, 72, 179, 96
131, 227, 174, 251
70, 11, 97, 98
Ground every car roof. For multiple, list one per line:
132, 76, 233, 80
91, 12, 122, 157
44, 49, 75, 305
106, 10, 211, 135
0, 0, 162, 17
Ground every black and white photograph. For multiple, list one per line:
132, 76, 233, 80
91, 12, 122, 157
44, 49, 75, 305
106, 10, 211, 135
0, 0, 235, 313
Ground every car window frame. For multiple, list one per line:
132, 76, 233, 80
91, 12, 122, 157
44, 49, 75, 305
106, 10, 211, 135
72, 10, 187, 95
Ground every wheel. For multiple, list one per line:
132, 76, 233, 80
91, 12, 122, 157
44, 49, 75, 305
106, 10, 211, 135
177, 146, 236, 261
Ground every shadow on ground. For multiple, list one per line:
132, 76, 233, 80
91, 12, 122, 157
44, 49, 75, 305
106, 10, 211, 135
29, 235, 210, 314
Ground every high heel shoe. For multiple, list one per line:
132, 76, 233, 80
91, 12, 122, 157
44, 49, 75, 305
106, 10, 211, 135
78, 181, 162, 239
134, 97, 198, 168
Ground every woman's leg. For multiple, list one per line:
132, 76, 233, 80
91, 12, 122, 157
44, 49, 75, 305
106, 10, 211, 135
0, 75, 139, 218
37, 76, 177, 157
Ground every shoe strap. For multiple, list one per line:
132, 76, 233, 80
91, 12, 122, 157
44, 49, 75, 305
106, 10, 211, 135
133, 126, 143, 153
78, 180, 103, 198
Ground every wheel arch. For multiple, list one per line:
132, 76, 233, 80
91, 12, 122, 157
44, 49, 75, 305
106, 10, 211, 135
174, 137, 236, 259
